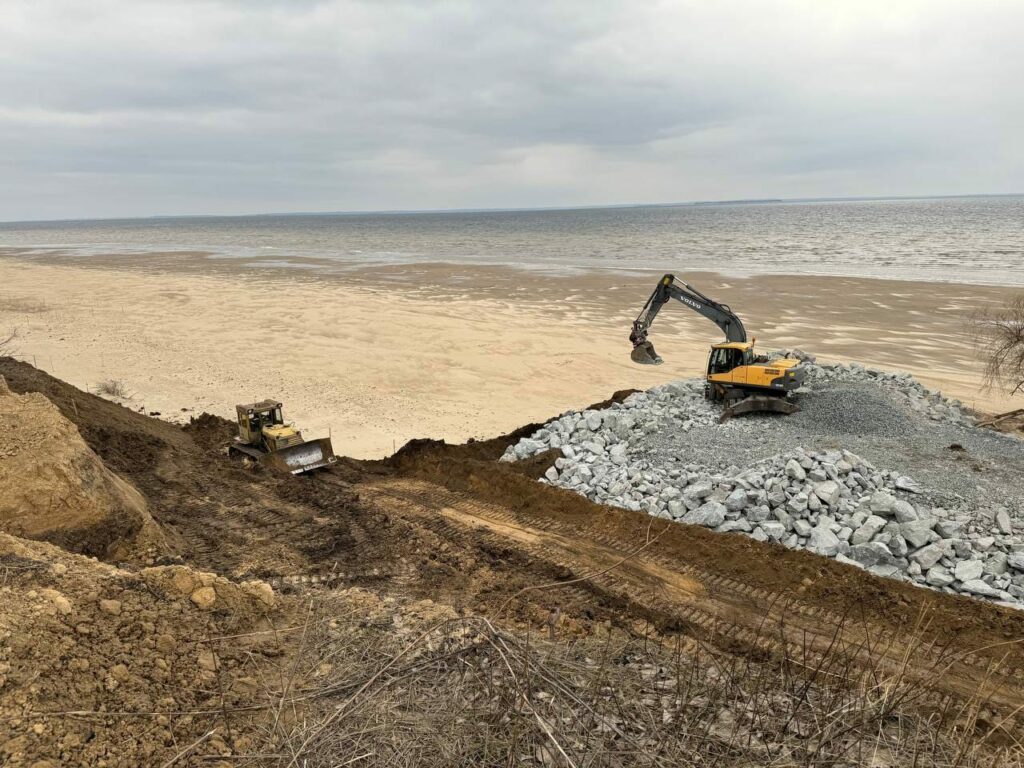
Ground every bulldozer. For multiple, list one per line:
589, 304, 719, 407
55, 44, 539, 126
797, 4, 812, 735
629, 274, 805, 420
228, 400, 337, 474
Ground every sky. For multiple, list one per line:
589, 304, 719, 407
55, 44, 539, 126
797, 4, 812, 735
1, 0, 1022, 221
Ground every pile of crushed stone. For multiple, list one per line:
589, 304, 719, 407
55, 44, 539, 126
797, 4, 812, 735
503, 358, 1024, 607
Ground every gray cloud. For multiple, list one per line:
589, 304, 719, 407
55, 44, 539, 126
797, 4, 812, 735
1, 0, 1021, 220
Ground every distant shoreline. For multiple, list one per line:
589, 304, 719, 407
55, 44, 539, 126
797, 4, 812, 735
1, 192, 1021, 226
2, 244, 1022, 289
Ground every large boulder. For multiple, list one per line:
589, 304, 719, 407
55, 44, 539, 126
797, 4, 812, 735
808, 524, 841, 557
682, 501, 727, 529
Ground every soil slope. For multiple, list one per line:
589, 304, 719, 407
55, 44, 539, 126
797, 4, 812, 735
0, 376, 163, 559
1, 358, 1022, 746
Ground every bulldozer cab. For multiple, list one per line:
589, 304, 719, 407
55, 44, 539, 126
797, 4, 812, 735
235, 400, 286, 446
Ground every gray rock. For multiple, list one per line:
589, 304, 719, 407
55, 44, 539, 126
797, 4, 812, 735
954, 560, 984, 582
995, 509, 1013, 535
785, 493, 809, 515
793, 519, 813, 537
868, 565, 903, 579
717, 519, 753, 534
891, 500, 918, 523
983, 553, 1008, 576
685, 481, 714, 501
910, 543, 944, 570
894, 476, 922, 494
724, 488, 748, 513
760, 521, 787, 541
934, 520, 962, 539
808, 524, 841, 557
1007, 552, 1024, 572
812, 480, 841, 508
785, 459, 806, 481
682, 501, 727, 529
609, 443, 628, 465
750, 527, 769, 542
544, 466, 559, 482
747, 505, 771, 523
926, 566, 954, 587
961, 579, 1001, 598
868, 492, 896, 515
887, 535, 908, 558
849, 542, 898, 568
513, 438, 547, 459
900, 519, 935, 549
850, 515, 887, 546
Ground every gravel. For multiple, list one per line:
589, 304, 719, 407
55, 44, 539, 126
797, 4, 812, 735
502, 354, 1024, 608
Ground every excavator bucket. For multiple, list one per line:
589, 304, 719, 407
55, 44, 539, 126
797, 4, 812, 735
720, 395, 800, 423
263, 437, 337, 474
630, 341, 664, 365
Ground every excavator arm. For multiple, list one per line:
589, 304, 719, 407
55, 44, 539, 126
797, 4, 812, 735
629, 274, 746, 365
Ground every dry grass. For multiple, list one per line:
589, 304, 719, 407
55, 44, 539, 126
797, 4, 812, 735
93, 378, 132, 399
201, 600, 1023, 768
0, 329, 15, 356
2, 296, 49, 314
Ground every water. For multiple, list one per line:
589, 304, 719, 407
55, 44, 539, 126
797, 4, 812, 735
1, 196, 1022, 285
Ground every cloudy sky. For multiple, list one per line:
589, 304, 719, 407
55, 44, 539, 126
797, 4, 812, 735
1, 0, 1022, 220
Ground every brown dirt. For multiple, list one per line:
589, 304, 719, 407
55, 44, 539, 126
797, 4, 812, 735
0, 376, 164, 559
0, 533, 283, 767
1, 358, 1023, 764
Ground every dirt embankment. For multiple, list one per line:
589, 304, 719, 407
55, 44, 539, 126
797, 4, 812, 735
2, 358, 1024, 764
0, 376, 164, 559
0, 533, 282, 767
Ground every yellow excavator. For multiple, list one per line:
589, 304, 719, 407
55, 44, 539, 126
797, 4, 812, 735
229, 400, 336, 474
629, 274, 805, 419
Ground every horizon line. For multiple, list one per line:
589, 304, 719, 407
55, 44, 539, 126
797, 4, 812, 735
1, 191, 1021, 226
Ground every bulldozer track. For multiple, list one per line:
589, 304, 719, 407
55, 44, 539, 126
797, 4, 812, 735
347, 477, 1023, 717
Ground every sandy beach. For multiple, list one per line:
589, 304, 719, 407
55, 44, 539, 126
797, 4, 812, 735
0, 253, 1018, 458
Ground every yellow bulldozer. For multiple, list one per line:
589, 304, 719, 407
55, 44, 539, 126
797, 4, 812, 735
629, 274, 805, 420
229, 400, 336, 474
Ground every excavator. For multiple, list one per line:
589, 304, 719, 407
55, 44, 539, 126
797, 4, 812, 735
229, 400, 337, 474
629, 274, 805, 420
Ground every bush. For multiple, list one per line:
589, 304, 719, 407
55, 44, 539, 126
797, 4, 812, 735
972, 295, 1024, 397
93, 379, 132, 399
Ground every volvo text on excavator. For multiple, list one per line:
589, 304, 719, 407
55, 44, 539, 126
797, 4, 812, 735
629, 274, 805, 420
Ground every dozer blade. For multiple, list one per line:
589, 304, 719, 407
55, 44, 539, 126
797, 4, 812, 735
264, 437, 337, 474
720, 395, 800, 423
630, 341, 664, 365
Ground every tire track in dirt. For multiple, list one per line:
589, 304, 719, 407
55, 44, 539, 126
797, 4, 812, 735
359, 476, 1024, 717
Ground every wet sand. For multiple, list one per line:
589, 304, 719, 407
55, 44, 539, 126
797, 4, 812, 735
0, 252, 1018, 458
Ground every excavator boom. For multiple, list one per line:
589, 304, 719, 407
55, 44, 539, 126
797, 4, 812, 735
630, 274, 746, 364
